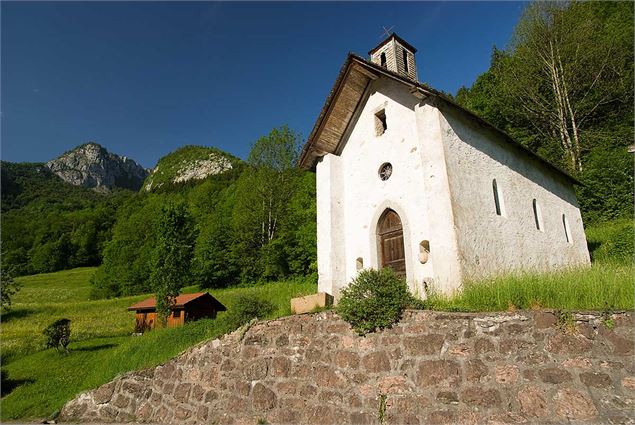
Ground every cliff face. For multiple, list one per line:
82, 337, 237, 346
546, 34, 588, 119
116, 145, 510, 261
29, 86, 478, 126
60, 310, 634, 425
46, 143, 148, 192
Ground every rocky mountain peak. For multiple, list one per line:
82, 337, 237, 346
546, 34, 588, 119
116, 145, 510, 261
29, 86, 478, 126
46, 142, 149, 192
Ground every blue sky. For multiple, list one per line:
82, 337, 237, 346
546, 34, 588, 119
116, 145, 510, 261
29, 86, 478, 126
2, 1, 526, 168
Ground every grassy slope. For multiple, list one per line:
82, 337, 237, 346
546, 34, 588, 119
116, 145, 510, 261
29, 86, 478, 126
424, 262, 633, 312
425, 219, 634, 312
0, 268, 315, 420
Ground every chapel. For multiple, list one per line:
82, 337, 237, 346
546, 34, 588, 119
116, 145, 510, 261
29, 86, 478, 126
298, 33, 590, 298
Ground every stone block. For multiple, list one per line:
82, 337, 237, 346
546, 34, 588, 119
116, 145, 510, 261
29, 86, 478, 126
252, 383, 277, 410
538, 367, 572, 384
416, 360, 461, 387
554, 388, 598, 421
534, 311, 557, 328
362, 351, 391, 373
290, 292, 333, 314
495, 364, 519, 384
461, 387, 502, 407
517, 386, 547, 418
580, 372, 612, 388
93, 381, 116, 405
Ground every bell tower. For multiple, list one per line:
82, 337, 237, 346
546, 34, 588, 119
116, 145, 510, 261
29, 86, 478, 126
368, 33, 418, 81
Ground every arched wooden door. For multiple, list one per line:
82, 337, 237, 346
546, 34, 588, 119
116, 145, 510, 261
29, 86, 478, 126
378, 209, 406, 276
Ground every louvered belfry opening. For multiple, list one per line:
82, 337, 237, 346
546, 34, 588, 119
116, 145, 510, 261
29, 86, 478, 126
377, 209, 406, 277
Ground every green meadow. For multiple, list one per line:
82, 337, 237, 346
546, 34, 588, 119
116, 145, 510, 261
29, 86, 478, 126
0, 268, 315, 420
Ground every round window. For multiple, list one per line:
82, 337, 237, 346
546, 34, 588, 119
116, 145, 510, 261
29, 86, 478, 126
378, 163, 393, 181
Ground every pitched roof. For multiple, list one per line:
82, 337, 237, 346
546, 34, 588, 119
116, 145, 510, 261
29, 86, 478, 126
128, 292, 226, 311
298, 53, 580, 185
368, 32, 418, 55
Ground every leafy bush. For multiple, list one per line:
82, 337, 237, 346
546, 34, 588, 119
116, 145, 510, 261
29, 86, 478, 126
337, 268, 413, 335
43, 319, 71, 353
224, 294, 275, 330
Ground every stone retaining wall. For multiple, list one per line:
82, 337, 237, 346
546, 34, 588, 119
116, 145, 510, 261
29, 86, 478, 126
60, 310, 634, 424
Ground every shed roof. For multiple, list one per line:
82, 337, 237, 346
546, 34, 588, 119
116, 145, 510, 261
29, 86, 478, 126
128, 292, 226, 312
298, 53, 580, 186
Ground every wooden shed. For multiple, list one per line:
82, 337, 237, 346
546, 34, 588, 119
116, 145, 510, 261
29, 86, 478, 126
127, 292, 226, 333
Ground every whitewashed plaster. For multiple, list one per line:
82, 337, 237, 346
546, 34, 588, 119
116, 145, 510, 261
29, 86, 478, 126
437, 104, 591, 280
316, 78, 461, 299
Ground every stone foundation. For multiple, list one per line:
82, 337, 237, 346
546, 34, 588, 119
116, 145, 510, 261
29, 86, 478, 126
60, 310, 634, 424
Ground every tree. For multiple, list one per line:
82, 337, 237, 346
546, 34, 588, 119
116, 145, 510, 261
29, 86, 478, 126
243, 125, 301, 244
91, 196, 163, 298
1, 261, 20, 312
193, 195, 241, 288
149, 201, 196, 325
232, 126, 303, 281
496, 1, 633, 173
43, 318, 71, 353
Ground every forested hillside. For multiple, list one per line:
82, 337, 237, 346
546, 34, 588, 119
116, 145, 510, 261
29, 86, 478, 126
91, 126, 316, 298
1, 162, 132, 275
454, 1, 633, 224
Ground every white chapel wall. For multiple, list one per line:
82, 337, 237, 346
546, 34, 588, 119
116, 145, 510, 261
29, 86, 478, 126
437, 104, 591, 280
316, 78, 465, 299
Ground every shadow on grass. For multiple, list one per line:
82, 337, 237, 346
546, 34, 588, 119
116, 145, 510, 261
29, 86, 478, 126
1, 374, 34, 397
587, 240, 601, 260
72, 343, 118, 352
0, 308, 33, 323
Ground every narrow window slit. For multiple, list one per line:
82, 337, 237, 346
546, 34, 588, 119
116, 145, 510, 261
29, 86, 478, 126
375, 109, 387, 136
492, 179, 503, 216
532, 199, 543, 231
562, 214, 572, 243
402, 48, 409, 73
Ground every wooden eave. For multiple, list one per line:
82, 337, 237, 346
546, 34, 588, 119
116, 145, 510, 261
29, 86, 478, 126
298, 53, 580, 186
298, 56, 378, 170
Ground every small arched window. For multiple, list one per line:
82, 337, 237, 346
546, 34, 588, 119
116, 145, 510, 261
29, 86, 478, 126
375, 109, 387, 135
380, 52, 387, 68
492, 179, 504, 216
419, 240, 430, 264
532, 199, 543, 231
356, 257, 364, 271
562, 214, 572, 243
402, 48, 409, 73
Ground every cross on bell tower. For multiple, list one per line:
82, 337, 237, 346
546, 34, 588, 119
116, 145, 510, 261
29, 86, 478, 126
368, 32, 418, 81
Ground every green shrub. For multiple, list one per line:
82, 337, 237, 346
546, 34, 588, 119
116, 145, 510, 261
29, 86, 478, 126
224, 294, 275, 330
337, 268, 413, 335
43, 319, 71, 353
